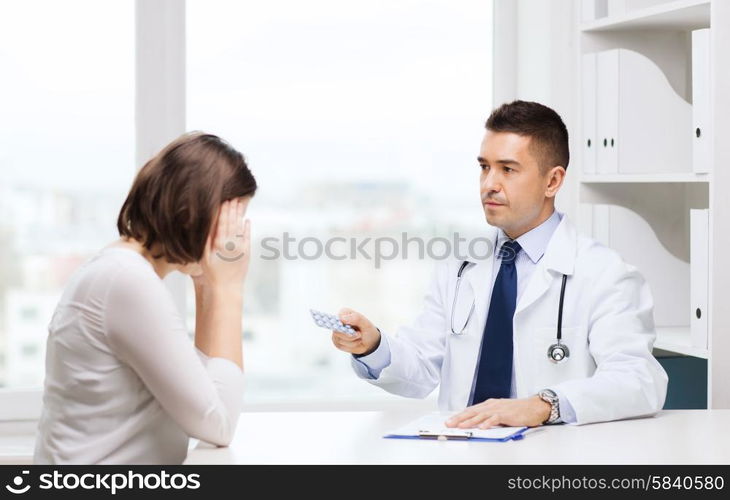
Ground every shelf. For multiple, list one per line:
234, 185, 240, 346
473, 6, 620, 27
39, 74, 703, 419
654, 326, 708, 358
581, 0, 710, 32
581, 172, 710, 183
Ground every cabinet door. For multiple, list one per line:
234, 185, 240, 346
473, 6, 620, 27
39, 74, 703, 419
596, 49, 619, 173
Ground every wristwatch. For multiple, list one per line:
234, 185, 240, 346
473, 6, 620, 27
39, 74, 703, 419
537, 388, 561, 424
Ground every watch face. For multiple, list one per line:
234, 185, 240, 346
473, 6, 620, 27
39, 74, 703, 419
540, 389, 557, 400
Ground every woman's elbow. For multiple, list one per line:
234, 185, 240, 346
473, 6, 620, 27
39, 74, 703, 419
186, 408, 241, 446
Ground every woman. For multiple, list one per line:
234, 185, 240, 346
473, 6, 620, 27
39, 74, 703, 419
33, 132, 256, 464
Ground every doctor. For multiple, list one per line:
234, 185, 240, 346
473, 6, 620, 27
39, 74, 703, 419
332, 100, 668, 428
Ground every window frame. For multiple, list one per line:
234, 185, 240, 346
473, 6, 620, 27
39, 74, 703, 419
0, 0, 187, 421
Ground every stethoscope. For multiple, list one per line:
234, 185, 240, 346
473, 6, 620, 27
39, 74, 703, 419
450, 260, 570, 364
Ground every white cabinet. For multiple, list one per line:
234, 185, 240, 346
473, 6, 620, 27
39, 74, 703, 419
576, 0, 728, 408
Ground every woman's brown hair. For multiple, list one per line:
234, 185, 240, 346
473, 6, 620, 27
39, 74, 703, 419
117, 132, 257, 264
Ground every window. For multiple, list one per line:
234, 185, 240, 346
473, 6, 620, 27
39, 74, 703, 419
0, 0, 134, 389
0, 0, 492, 407
187, 0, 493, 404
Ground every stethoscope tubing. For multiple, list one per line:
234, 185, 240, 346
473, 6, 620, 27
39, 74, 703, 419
450, 260, 474, 335
450, 259, 570, 363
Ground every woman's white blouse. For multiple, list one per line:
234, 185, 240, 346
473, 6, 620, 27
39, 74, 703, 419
33, 247, 245, 464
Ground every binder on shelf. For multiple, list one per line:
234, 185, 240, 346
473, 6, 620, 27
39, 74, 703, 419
690, 209, 709, 350
578, 203, 595, 238
608, 205, 689, 327
625, 0, 677, 12
596, 50, 619, 174
582, 53, 597, 174
592, 204, 611, 247
692, 29, 711, 174
582, 0, 609, 22
594, 48, 691, 175
607, 0, 626, 17
582, 0, 597, 22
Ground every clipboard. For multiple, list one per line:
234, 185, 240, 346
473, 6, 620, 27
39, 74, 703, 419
383, 412, 529, 442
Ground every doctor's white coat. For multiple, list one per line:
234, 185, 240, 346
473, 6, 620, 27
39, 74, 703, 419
351, 215, 668, 425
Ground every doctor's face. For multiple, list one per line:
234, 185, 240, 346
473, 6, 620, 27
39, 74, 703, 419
478, 130, 561, 239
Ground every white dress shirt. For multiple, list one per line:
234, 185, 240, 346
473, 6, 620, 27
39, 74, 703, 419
354, 210, 577, 422
33, 247, 244, 464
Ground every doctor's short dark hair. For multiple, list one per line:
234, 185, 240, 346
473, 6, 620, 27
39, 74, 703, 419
117, 132, 257, 264
485, 100, 570, 172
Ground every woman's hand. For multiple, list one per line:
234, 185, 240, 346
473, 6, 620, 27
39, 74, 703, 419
193, 198, 250, 369
198, 198, 251, 291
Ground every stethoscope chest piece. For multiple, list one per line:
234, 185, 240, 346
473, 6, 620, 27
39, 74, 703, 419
547, 342, 570, 364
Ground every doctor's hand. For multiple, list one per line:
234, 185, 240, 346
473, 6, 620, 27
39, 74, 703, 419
331, 308, 381, 356
445, 396, 551, 429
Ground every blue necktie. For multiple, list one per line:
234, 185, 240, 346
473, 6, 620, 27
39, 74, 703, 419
471, 239, 522, 404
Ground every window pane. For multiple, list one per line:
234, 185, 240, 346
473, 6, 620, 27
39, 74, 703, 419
187, 0, 492, 404
0, 0, 134, 388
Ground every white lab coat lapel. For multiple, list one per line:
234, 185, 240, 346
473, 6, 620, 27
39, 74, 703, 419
464, 259, 495, 339
515, 215, 577, 317
513, 215, 577, 398
463, 226, 499, 335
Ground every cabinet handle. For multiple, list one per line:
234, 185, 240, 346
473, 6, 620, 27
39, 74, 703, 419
610, 138, 615, 147
587, 139, 592, 148
696, 308, 702, 319
603, 138, 608, 147
696, 127, 702, 138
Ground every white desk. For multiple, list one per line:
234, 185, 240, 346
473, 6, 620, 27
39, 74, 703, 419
184, 410, 730, 465
2, 410, 728, 464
